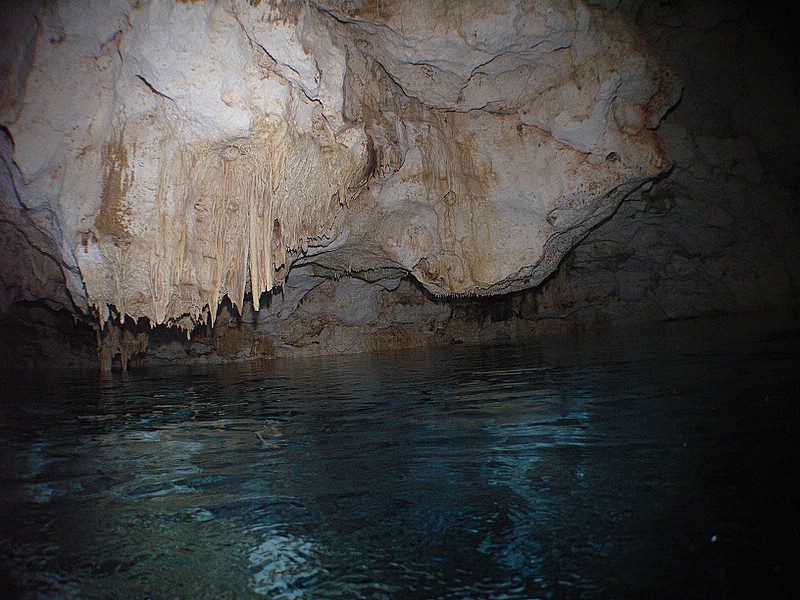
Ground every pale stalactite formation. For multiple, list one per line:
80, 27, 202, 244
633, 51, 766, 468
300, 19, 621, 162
1, 0, 682, 365
82, 110, 365, 333
97, 321, 149, 372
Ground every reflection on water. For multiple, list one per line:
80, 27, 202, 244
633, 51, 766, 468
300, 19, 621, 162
1, 314, 799, 599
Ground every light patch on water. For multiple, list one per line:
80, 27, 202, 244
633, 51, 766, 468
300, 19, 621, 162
248, 527, 327, 598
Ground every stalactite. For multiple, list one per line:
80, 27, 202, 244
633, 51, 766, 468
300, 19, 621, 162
81, 87, 366, 339
83, 69, 490, 334
97, 320, 149, 372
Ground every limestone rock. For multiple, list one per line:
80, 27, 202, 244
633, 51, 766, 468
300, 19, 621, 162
528, 0, 800, 326
1, 0, 677, 332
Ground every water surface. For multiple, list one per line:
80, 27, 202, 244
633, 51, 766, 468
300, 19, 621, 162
2, 314, 799, 598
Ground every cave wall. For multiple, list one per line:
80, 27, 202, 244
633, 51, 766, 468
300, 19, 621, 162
1, 0, 798, 369
533, 0, 800, 323
144, 0, 799, 366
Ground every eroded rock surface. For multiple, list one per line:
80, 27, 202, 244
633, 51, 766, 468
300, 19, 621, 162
2, 0, 797, 369
2, 0, 676, 331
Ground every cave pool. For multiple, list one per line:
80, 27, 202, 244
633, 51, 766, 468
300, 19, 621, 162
2, 312, 798, 599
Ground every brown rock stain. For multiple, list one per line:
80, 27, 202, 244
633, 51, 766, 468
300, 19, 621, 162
95, 135, 133, 240
340, 0, 395, 21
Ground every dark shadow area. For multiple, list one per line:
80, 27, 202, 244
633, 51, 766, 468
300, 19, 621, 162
0, 301, 98, 372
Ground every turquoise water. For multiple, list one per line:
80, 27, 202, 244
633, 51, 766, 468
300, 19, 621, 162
1, 315, 798, 599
